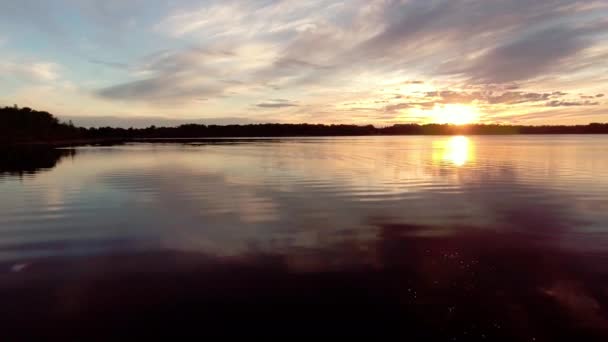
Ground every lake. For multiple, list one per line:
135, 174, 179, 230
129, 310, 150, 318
1, 135, 608, 339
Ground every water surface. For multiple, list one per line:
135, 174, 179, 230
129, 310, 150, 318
1, 136, 608, 339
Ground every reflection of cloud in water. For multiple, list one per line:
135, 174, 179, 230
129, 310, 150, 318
86, 145, 597, 259
3, 139, 607, 261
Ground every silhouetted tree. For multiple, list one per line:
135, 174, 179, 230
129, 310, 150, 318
0, 106, 81, 143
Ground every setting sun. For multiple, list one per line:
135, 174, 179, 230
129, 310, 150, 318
426, 104, 480, 125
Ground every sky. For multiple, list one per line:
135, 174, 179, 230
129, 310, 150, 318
0, 0, 607, 127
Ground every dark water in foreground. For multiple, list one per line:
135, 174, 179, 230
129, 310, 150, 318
1, 136, 608, 339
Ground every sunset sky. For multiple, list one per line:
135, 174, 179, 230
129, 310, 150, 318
1, 0, 607, 127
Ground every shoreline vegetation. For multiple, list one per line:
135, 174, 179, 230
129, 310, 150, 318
2, 106, 608, 145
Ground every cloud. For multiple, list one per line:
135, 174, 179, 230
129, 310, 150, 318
422, 90, 567, 105
97, 76, 223, 102
155, 0, 350, 39
497, 106, 608, 124
0, 61, 60, 82
356, 1, 578, 62
546, 100, 600, 107
95, 47, 249, 102
88, 59, 129, 69
347, 1, 607, 85
382, 88, 603, 114
385, 102, 434, 113
460, 26, 592, 83
256, 99, 298, 109
156, 2, 247, 38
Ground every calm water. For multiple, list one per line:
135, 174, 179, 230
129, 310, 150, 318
1, 136, 608, 339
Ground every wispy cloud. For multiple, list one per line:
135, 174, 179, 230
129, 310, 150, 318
88, 59, 129, 69
546, 100, 600, 107
455, 25, 599, 83
0, 61, 60, 82
95, 46, 263, 103
256, 99, 299, 109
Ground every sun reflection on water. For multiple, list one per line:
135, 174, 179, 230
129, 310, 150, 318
447, 136, 470, 166
434, 136, 473, 166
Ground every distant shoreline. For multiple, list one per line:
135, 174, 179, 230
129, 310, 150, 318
3, 105, 608, 146
5, 133, 608, 148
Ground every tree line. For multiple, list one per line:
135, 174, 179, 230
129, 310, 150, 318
2, 105, 608, 143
